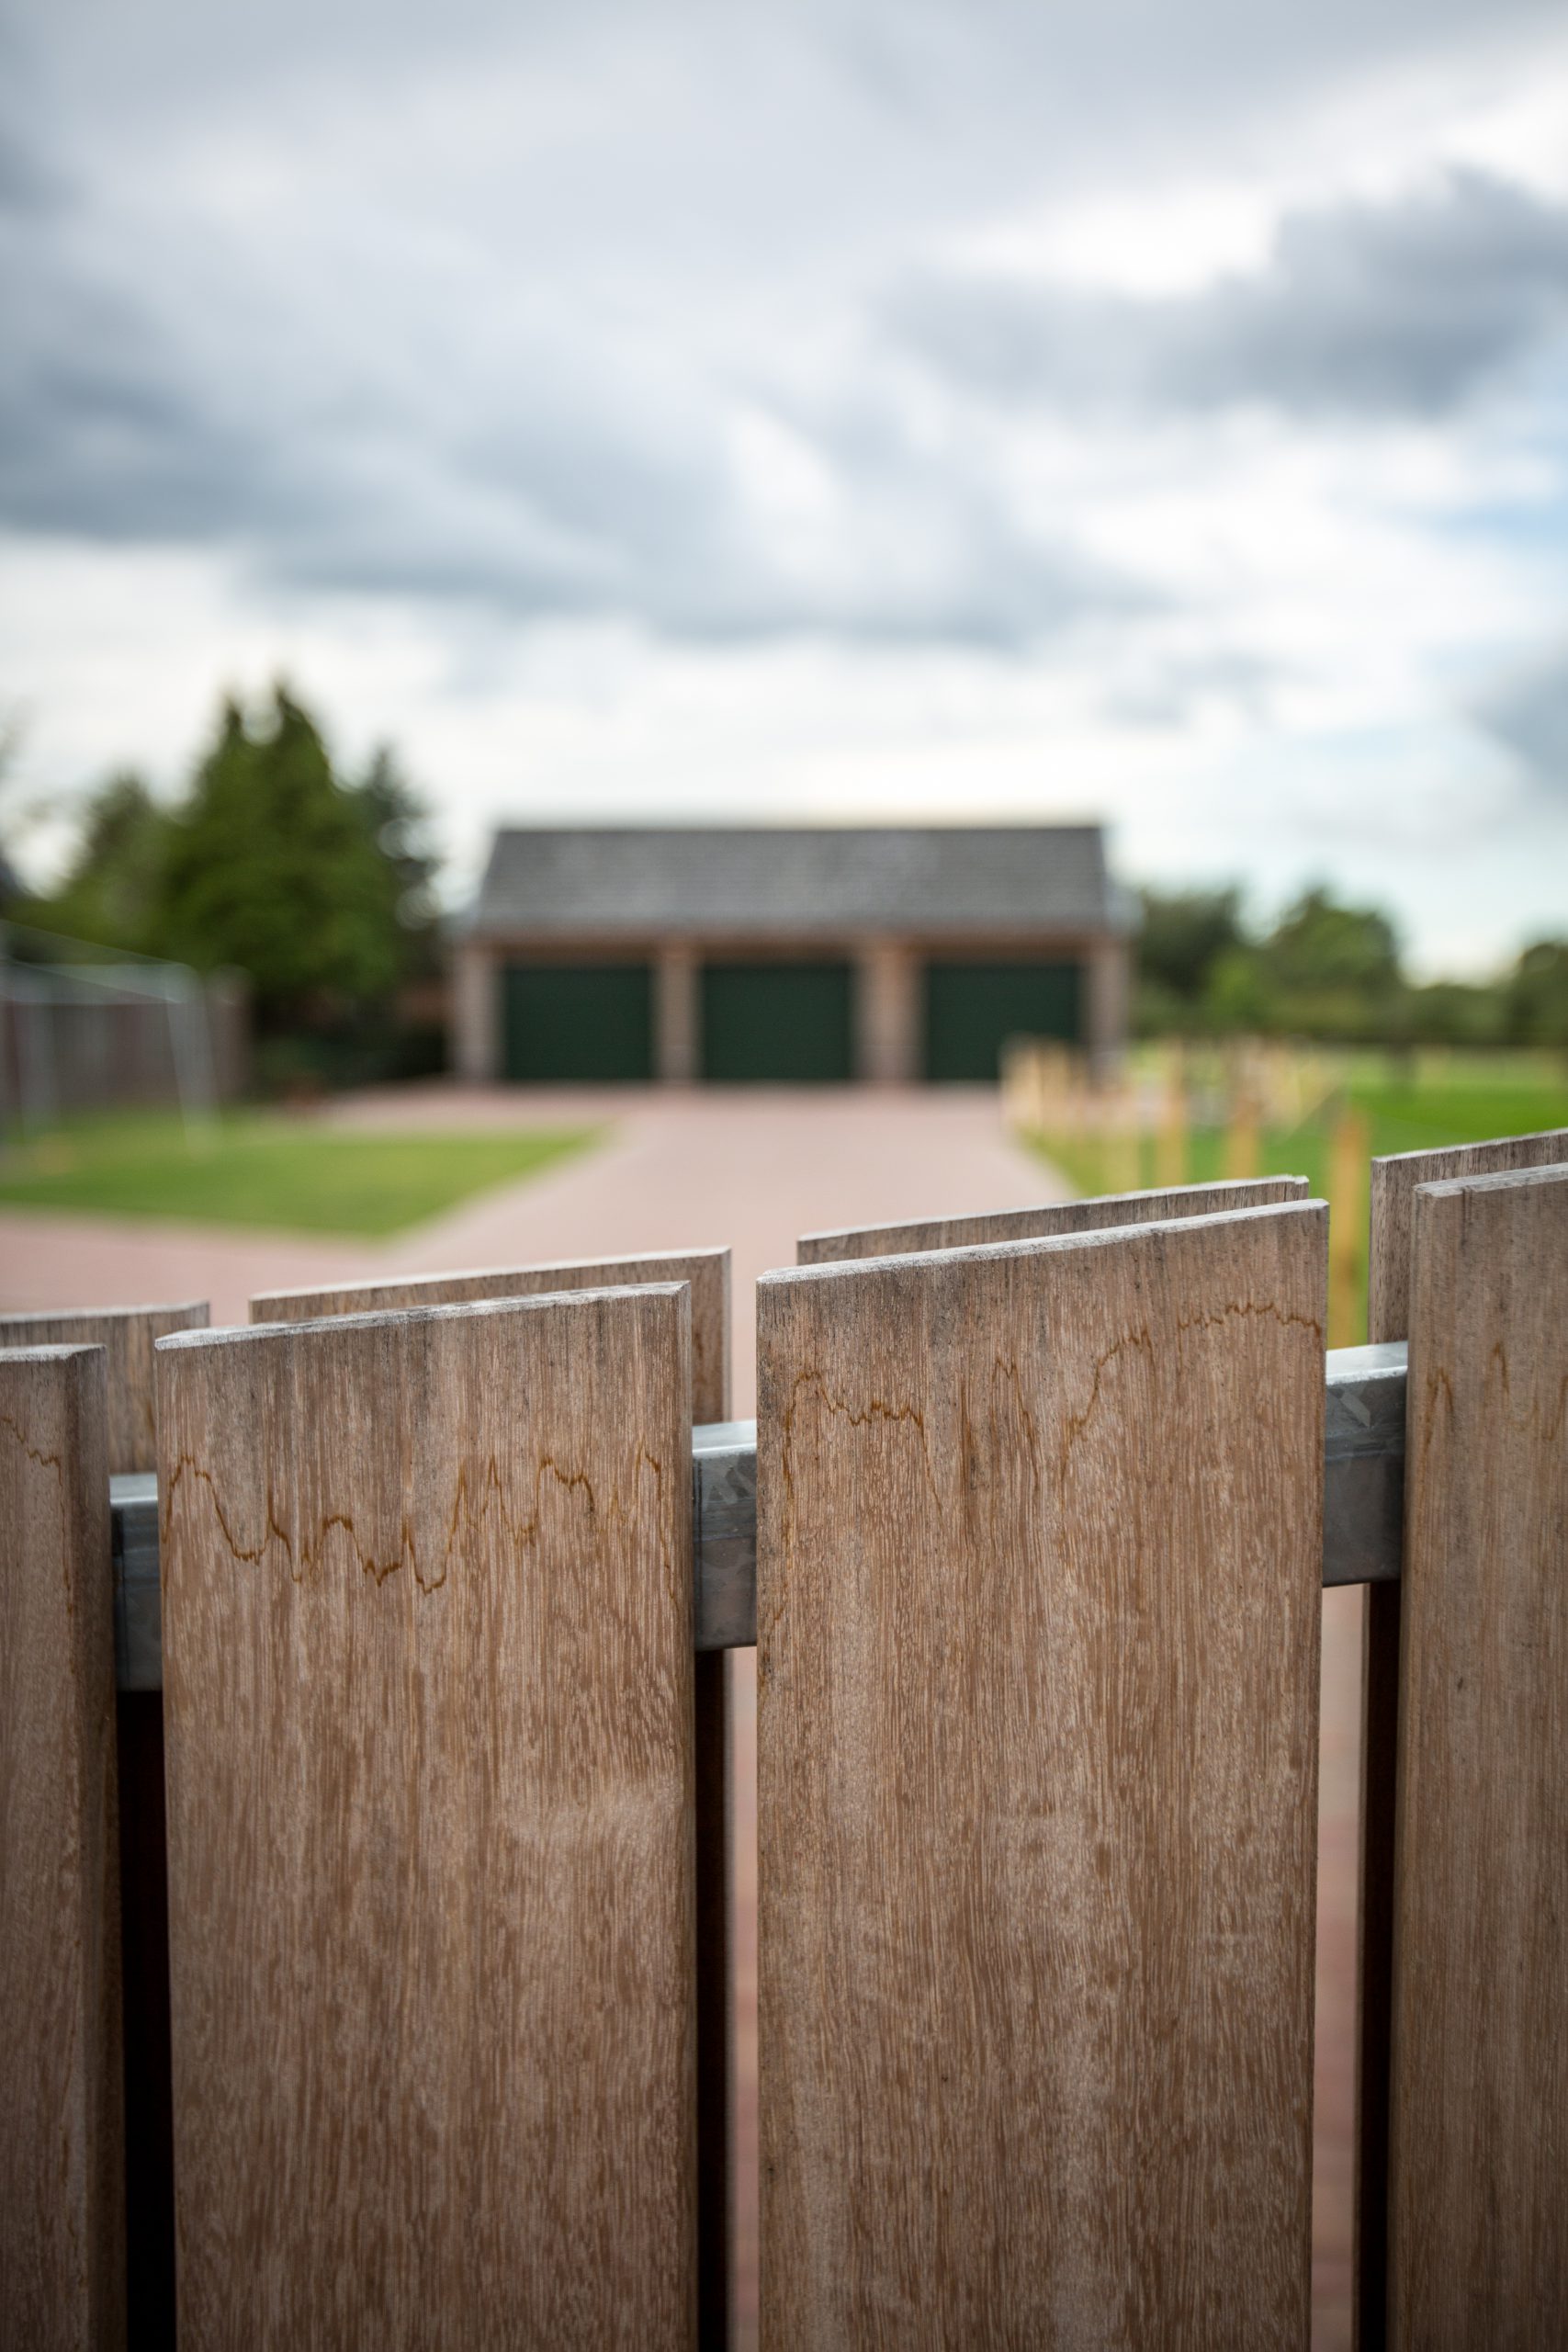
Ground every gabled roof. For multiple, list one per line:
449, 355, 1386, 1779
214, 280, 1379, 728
470, 825, 1128, 937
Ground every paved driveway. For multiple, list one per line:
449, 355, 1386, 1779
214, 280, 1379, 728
0, 1082, 1357, 2347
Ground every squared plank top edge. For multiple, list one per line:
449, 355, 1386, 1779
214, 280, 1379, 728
250, 1246, 729, 1315
769, 1194, 1329, 1291
0, 1340, 110, 1363
0, 1301, 209, 1473
1412, 1158, 1568, 1203
1371, 1124, 1568, 1173
160, 1281, 694, 1354
1369, 1127, 1568, 1344
795, 1174, 1311, 1262
0, 1299, 209, 1327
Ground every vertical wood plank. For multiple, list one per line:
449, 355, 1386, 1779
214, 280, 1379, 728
252, 1248, 730, 1425
0, 1304, 207, 2348
0, 1344, 125, 2350
796, 1173, 1308, 1263
1367, 1130, 1568, 1347
254, 1245, 735, 2346
1356, 1125, 1568, 2350
758, 1202, 1326, 2348
0, 1305, 209, 1475
158, 1287, 697, 2350
1388, 1161, 1568, 2347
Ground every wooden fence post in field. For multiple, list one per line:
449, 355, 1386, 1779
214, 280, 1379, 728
157, 1288, 698, 2349
252, 1245, 734, 2349
1355, 1125, 1568, 2349
0, 1345, 124, 2352
1156, 1066, 1188, 1188
1385, 1161, 1568, 2346
0, 1303, 209, 1474
1225, 1083, 1261, 1180
757, 1201, 1327, 2347
1327, 1106, 1369, 1350
1106, 1099, 1142, 1197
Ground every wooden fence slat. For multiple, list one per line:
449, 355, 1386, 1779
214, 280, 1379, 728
253, 1246, 734, 2346
758, 1203, 1326, 2348
796, 1173, 1308, 1263
252, 1248, 730, 1425
1356, 1125, 1568, 2349
158, 1288, 697, 2349
0, 1304, 209, 1475
1388, 1161, 1568, 2347
0, 1344, 124, 2351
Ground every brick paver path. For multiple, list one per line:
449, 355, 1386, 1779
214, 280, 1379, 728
0, 1083, 1357, 2347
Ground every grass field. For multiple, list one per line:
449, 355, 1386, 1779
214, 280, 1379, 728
0, 1112, 601, 1238
1027, 1049, 1568, 1344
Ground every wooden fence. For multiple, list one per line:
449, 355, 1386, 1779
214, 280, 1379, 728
1, 1139, 1563, 2347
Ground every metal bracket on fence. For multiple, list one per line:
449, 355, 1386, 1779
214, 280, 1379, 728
1322, 1341, 1406, 1590
109, 1343, 1406, 1690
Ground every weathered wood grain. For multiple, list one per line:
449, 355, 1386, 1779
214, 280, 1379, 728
797, 1173, 1308, 1263
254, 1244, 734, 2344
1367, 1128, 1568, 1347
0, 1345, 125, 2351
758, 1202, 1327, 2348
1388, 1161, 1568, 2348
0, 1304, 209, 1475
1356, 1124, 1568, 2350
252, 1247, 730, 1425
158, 1287, 697, 2350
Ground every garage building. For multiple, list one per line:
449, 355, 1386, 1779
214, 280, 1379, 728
453, 824, 1133, 1084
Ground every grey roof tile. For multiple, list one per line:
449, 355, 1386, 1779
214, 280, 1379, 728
470, 825, 1121, 936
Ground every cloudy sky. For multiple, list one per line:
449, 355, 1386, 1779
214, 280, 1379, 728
4, 0, 1567, 967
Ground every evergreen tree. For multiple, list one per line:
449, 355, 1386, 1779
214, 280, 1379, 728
159, 685, 405, 1024
11, 771, 171, 952
357, 744, 442, 981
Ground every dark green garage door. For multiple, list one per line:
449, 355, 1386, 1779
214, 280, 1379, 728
701, 961, 854, 1083
502, 963, 653, 1081
923, 960, 1082, 1082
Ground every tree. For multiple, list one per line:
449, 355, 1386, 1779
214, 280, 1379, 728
357, 745, 442, 982
159, 686, 407, 1025
1506, 939, 1568, 1047
13, 772, 171, 952
1136, 887, 1245, 1003
1259, 887, 1402, 999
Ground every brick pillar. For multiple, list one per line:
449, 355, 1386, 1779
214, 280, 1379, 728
656, 944, 700, 1083
453, 941, 500, 1082
855, 942, 919, 1084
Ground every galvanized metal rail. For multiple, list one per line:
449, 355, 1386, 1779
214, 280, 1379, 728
110, 1342, 1405, 1690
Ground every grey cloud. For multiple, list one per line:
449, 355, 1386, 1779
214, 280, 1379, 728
5, 0, 1565, 655
1478, 649, 1568, 791
0, 199, 1131, 647
890, 170, 1568, 420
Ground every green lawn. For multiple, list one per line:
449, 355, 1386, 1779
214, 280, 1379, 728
1028, 1052, 1568, 1344
0, 1113, 602, 1238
